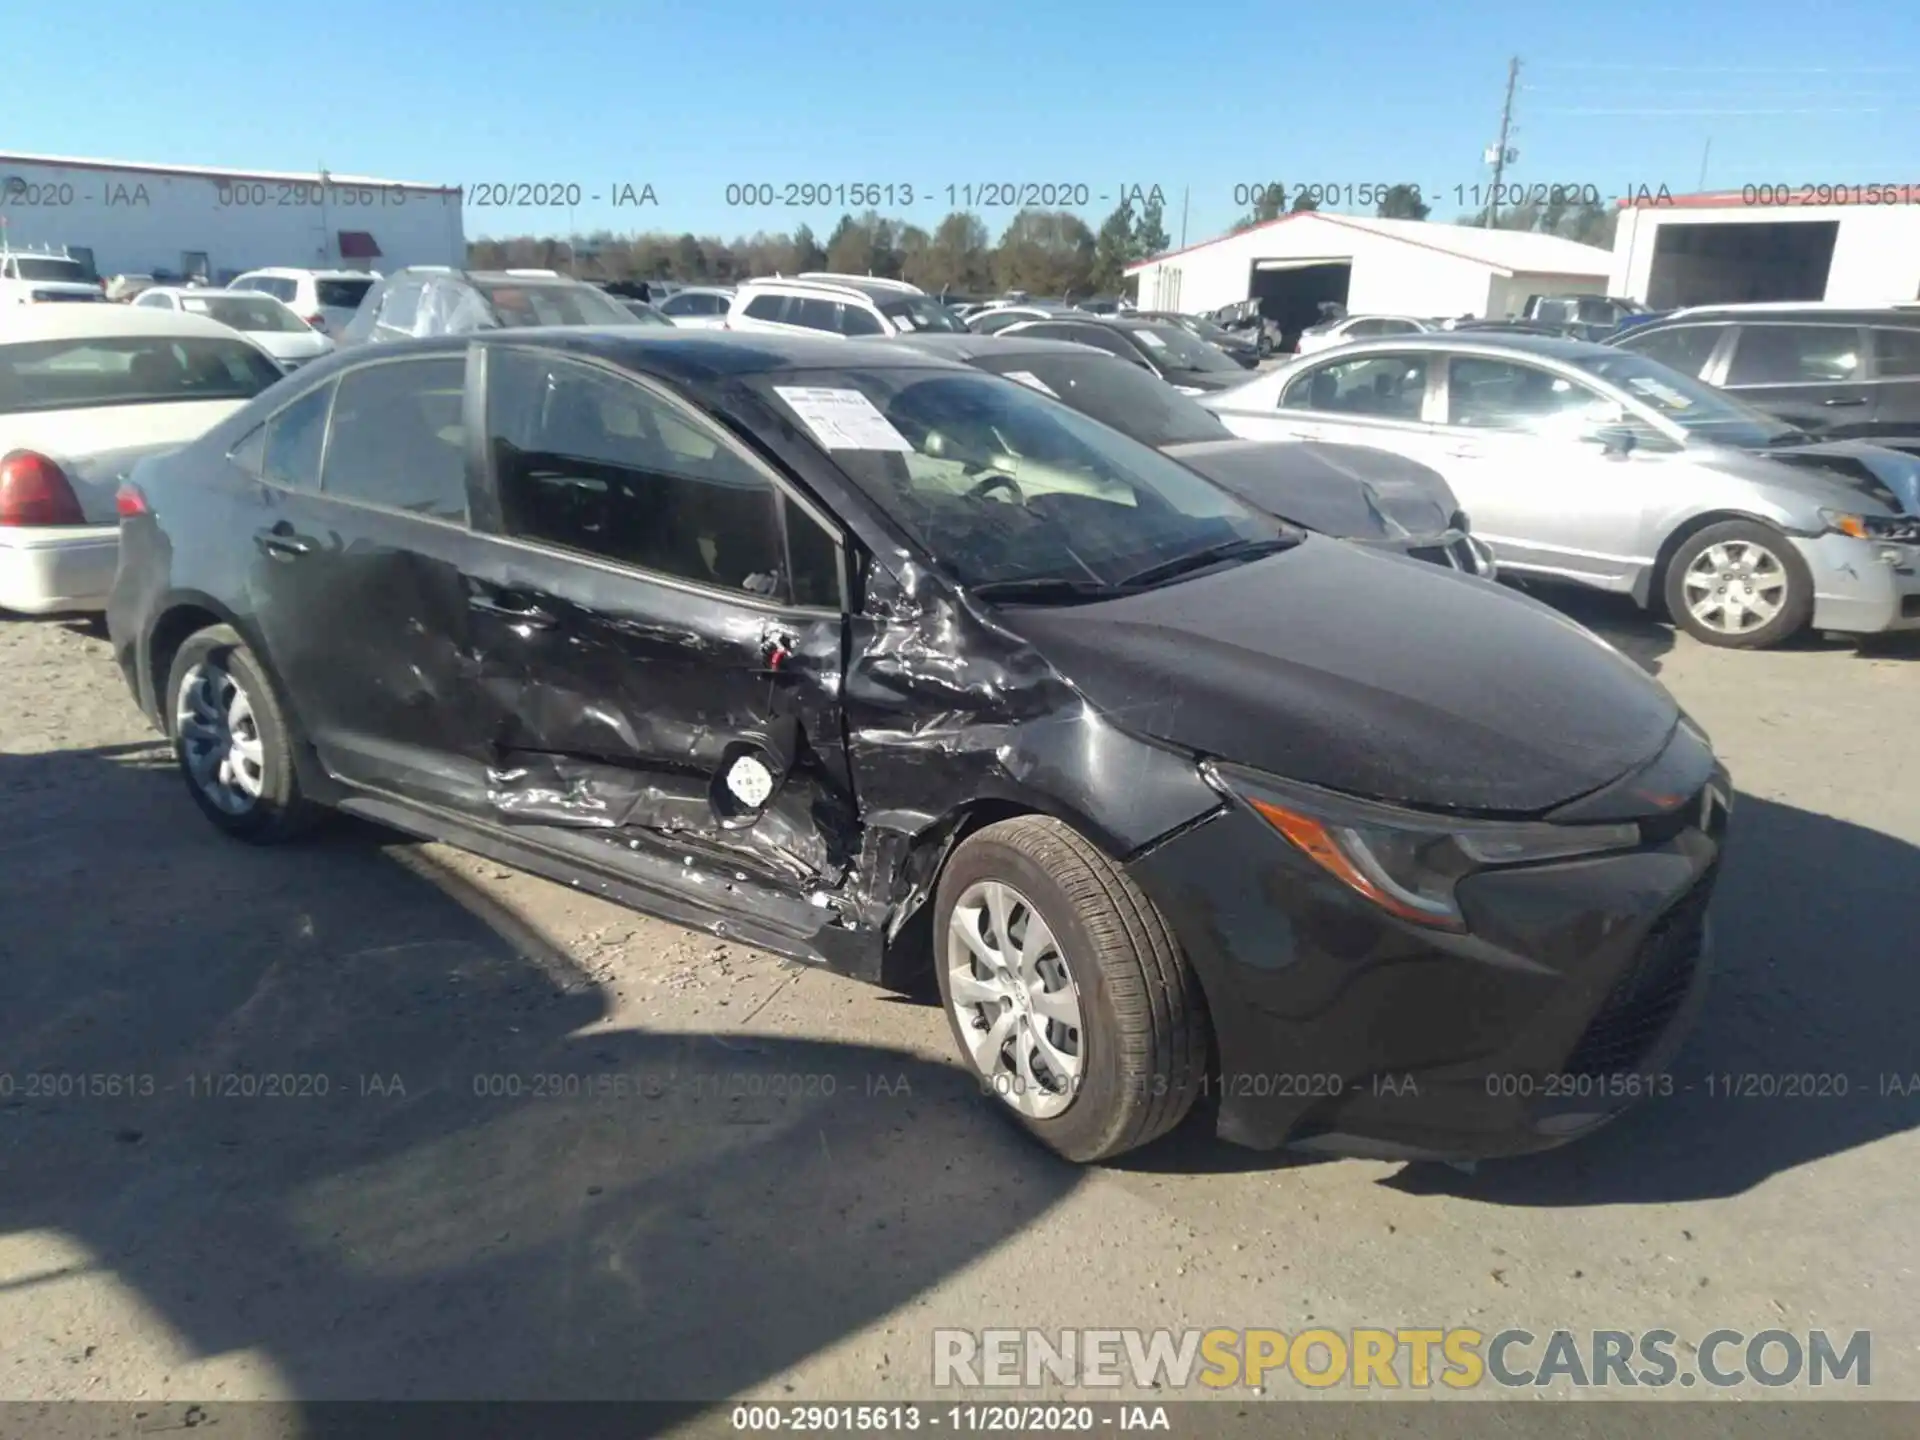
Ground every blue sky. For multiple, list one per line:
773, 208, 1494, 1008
10, 0, 1920, 245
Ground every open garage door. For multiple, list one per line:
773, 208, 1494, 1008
1647, 221, 1838, 309
1249, 259, 1351, 352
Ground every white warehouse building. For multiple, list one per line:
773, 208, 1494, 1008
0, 152, 465, 284
1609, 191, 1920, 309
1127, 212, 1614, 347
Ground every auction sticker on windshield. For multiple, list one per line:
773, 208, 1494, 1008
1004, 370, 1060, 397
1136, 331, 1167, 349
774, 386, 914, 451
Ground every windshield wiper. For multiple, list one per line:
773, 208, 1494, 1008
1764, 429, 1818, 447
969, 576, 1135, 604
1117, 535, 1302, 589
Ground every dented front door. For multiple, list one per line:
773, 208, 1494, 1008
459, 346, 858, 896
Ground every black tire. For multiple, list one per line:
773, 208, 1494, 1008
1662, 519, 1813, 650
164, 625, 325, 842
933, 815, 1209, 1163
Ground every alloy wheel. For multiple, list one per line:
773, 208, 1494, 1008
946, 880, 1085, 1119
176, 659, 266, 816
1681, 540, 1788, 636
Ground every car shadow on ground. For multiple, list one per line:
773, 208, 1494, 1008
0, 744, 1079, 1415
1384, 791, 1920, 1205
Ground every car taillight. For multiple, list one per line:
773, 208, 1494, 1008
0, 451, 86, 526
116, 483, 151, 518
306, 313, 327, 330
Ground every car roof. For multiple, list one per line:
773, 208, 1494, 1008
737, 276, 892, 305
1651, 304, 1920, 326
0, 304, 249, 343
457, 326, 975, 383
888, 332, 1111, 363
235, 267, 374, 280
1294, 331, 1616, 362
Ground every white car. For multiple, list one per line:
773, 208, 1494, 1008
1, 248, 103, 306
728, 275, 968, 338
133, 287, 334, 370
654, 285, 735, 329
228, 268, 380, 335
0, 306, 285, 614
1294, 313, 1439, 356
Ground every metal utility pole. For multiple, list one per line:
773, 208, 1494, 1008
1484, 56, 1520, 228
1179, 187, 1189, 249
1698, 137, 1713, 191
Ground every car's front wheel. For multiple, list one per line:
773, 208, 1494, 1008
1664, 520, 1813, 649
933, 816, 1208, 1162
165, 625, 323, 842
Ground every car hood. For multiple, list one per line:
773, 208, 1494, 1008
996, 536, 1679, 815
1729, 437, 1920, 516
1169, 438, 1461, 539
1164, 368, 1244, 392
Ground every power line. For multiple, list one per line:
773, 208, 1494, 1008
1531, 62, 1920, 73
1536, 106, 1890, 115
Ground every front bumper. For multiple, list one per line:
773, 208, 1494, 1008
1127, 789, 1723, 1161
1377, 528, 1499, 579
0, 524, 118, 614
1798, 533, 1920, 634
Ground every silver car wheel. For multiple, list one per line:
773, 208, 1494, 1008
946, 880, 1085, 1119
176, 659, 266, 815
1681, 540, 1788, 636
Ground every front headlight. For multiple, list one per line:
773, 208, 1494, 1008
1204, 762, 1641, 931
1820, 508, 1920, 543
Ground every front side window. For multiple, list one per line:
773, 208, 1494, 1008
1572, 349, 1803, 447
0, 335, 285, 415
1616, 323, 1726, 378
743, 293, 789, 322
789, 297, 840, 333
488, 350, 788, 598
755, 366, 1286, 591
1283, 354, 1429, 422
1724, 325, 1862, 386
838, 303, 885, 337
260, 382, 334, 490
1445, 356, 1617, 433
320, 358, 469, 521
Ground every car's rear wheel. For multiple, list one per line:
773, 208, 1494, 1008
1664, 520, 1812, 649
166, 626, 322, 842
933, 816, 1208, 1163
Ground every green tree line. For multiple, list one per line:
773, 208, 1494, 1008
468, 184, 1617, 295
469, 197, 1172, 298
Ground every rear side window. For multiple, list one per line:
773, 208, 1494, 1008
1285, 354, 1429, 421
320, 357, 469, 521
1617, 324, 1725, 378
486, 350, 788, 599
1871, 327, 1920, 378
261, 382, 334, 490
1724, 325, 1862, 385
790, 297, 839, 332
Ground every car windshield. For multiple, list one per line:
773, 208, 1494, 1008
753, 367, 1289, 593
1571, 351, 1804, 446
315, 277, 376, 309
880, 296, 969, 333
178, 294, 309, 333
12, 257, 89, 283
1133, 324, 1241, 373
0, 335, 285, 414
973, 351, 1232, 449
475, 281, 634, 328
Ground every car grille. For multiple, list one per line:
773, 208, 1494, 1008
1563, 867, 1716, 1077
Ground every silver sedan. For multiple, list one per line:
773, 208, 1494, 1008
1202, 332, 1920, 648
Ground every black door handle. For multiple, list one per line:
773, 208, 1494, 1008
1822, 396, 1869, 407
469, 592, 557, 629
253, 527, 312, 559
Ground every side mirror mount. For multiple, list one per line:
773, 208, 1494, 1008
1586, 422, 1639, 457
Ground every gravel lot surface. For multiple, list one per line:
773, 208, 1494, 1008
2, 594, 1915, 1424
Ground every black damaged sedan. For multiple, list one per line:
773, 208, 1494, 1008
107, 329, 1729, 1164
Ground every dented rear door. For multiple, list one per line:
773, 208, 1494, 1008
458, 344, 858, 895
